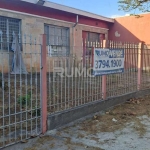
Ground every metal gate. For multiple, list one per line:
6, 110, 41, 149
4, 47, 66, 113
0, 34, 42, 149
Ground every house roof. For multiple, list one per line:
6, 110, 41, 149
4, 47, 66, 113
20, 0, 114, 23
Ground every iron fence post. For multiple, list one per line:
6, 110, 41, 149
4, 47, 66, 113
137, 42, 143, 91
102, 40, 107, 100
41, 34, 47, 134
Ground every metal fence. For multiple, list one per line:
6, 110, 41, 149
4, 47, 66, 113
1, 34, 150, 149
47, 40, 140, 114
141, 45, 150, 89
47, 54, 103, 114
106, 41, 139, 97
0, 34, 42, 149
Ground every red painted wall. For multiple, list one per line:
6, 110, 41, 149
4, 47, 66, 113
79, 16, 109, 29
0, 0, 76, 22
0, 0, 110, 29
109, 13, 150, 44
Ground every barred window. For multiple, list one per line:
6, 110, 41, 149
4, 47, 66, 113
88, 32, 100, 43
85, 32, 100, 56
44, 24, 70, 56
0, 16, 21, 50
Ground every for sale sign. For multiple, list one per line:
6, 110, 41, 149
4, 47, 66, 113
93, 49, 125, 76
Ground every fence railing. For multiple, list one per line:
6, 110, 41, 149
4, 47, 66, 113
46, 40, 150, 115
45, 40, 150, 111
1, 34, 150, 149
0, 34, 42, 149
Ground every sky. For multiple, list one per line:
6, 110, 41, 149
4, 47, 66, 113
48, 0, 135, 18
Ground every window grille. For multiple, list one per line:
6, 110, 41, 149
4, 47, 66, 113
88, 32, 100, 43
0, 16, 21, 50
44, 24, 70, 56
85, 32, 100, 56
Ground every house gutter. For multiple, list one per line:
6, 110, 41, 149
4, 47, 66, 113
73, 15, 79, 27
72, 15, 79, 48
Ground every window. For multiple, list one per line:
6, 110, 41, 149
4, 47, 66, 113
86, 32, 100, 56
44, 24, 70, 56
0, 16, 21, 50
87, 32, 100, 43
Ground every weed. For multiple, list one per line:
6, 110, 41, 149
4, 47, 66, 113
17, 93, 31, 106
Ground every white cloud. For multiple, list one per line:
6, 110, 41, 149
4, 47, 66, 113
110, 15, 122, 18
125, 13, 130, 16
110, 13, 130, 18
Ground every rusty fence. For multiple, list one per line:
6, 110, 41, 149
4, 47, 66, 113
1, 34, 150, 149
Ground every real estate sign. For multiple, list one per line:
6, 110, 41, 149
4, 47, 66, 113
93, 48, 125, 76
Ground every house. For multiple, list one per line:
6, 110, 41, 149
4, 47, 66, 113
0, 0, 115, 72
109, 13, 150, 45
0, 0, 114, 55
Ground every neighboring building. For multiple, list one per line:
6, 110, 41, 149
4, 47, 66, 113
109, 13, 150, 45
0, 0, 115, 73
0, 0, 114, 56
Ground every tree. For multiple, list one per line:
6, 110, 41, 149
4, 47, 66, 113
118, 0, 150, 12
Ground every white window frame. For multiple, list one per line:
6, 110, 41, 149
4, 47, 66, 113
0, 16, 21, 51
44, 24, 70, 57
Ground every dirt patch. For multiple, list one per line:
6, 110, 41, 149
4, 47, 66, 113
133, 118, 147, 136
23, 136, 55, 150
79, 95, 150, 136
64, 136, 104, 150
36, 136, 54, 145
49, 143, 55, 148
24, 147, 37, 150
77, 133, 85, 139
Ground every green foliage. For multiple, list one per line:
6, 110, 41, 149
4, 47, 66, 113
118, 0, 150, 13
17, 93, 31, 106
